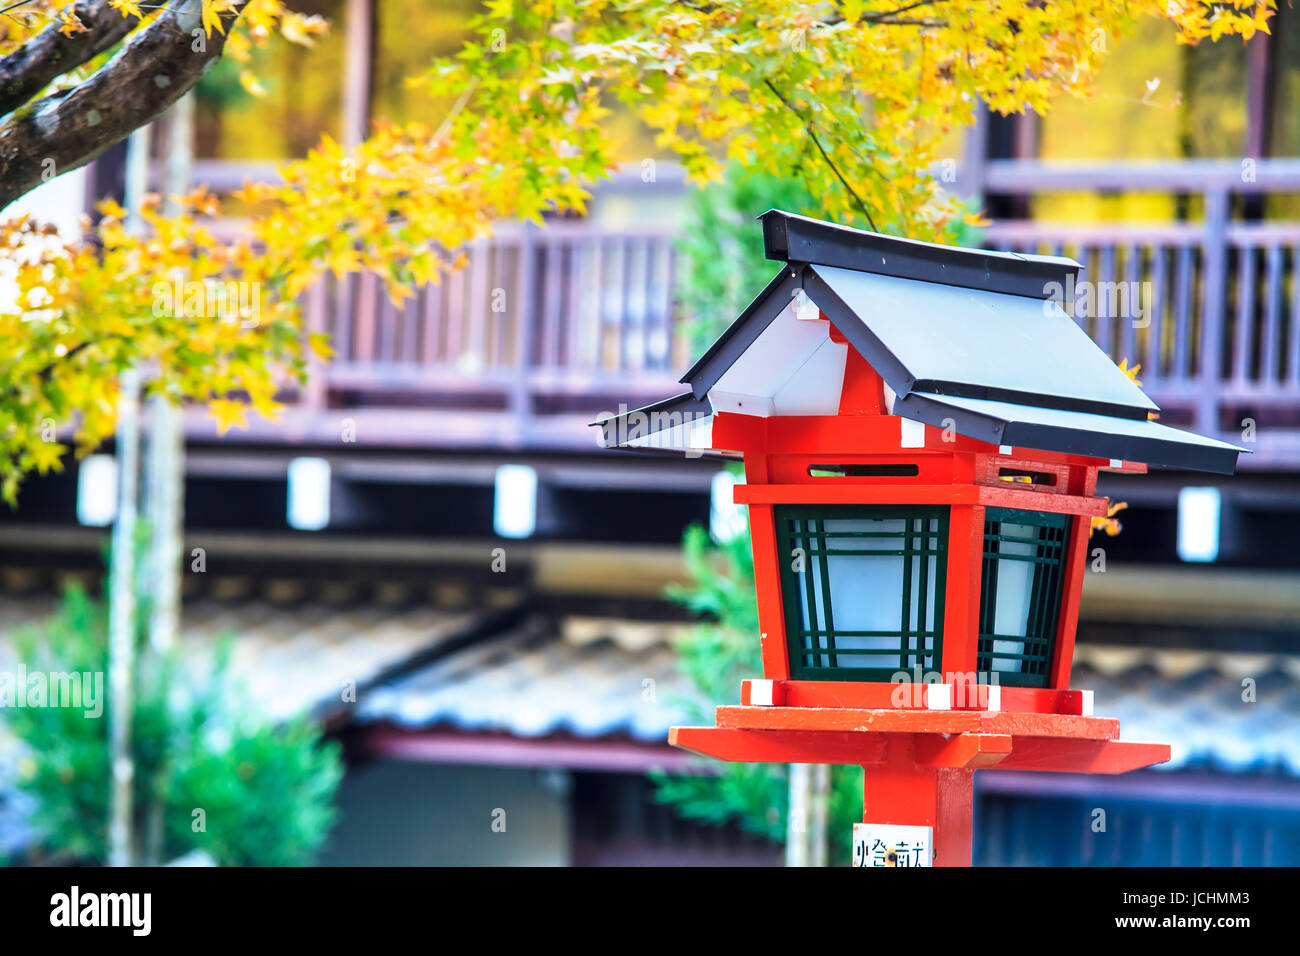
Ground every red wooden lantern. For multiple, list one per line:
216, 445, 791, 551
597, 211, 1244, 866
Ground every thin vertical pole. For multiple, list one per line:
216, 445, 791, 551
142, 396, 181, 870
107, 367, 141, 868
810, 763, 829, 868
1199, 188, 1230, 435
786, 763, 812, 867
107, 122, 152, 868
786, 762, 830, 866
141, 93, 193, 866
959, 102, 988, 201
341, 0, 373, 148
151, 92, 192, 660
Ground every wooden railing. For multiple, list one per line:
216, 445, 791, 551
293, 217, 1300, 463
980, 159, 1300, 465
985, 221, 1300, 442
299, 220, 687, 418
192, 157, 1300, 465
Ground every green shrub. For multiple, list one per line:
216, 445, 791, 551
3, 583, 342, 866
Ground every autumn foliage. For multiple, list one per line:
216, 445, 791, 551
0, 0, 1273, 499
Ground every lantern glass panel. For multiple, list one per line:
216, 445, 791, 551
777, 505, 947, 682
978, 508, 1071, 688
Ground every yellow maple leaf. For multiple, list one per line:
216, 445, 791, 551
96, 198, 128, 219
328, 246, 358, 279
239, 70, 267, 98
108, 0, 143, 19
1090, 500, 1128, 538
281, 11, 327, 47
200, 0, 227, 36
27, 440, 65, 475
308, 331, 335, 362
58, 11, 89, 36
1117, 358, 1142, 387
207, 398, 248, 435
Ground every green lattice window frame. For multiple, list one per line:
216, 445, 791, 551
776, 505, 948, 682
977, 507, 1071, 689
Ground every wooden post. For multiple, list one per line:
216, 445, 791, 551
341, 0, 373, 148
1049, 514, 1092, 690
140, 93, 194, 867
786, 763, 812, 867
786, 763, 831, 867
749, 503, 792, 682
107, 368, 141, 868
862, 739, 973, 867
106, 121, 153, 868
959, 102, 988, 201
511, 224, 539, 424
1198, 187, 1230, 436
150, 92, 193, 660
810, 762, 829, 867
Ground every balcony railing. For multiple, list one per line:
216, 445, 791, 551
196, 159, 1300, 467
306, 220, 685, 414
985, 220, 1300, 463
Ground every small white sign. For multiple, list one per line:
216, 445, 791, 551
852, 823, 933, 868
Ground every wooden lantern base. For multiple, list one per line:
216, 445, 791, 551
670, 704, 1169, 867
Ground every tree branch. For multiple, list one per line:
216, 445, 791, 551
0, 0, 247, 211
823, 1, 948, 28
860, 0, 944, 22
763, 78, 877, 231
0, 0, 143, 117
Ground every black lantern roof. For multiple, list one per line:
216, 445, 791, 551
598, 210, 1245, 474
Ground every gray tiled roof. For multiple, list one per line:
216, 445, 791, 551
1072, 644, 1300, 775
359, 623, 1300, 776
0, 578, 497, 855
0, 578, 497, 721
358, 615, 699, 742
2, 573, 1295, 775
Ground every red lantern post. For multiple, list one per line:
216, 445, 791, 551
598, 211, 1244, 866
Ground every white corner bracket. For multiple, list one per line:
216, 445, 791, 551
925, 683, 953, 711
750, 679, 776, 707
900, 417, 926, 449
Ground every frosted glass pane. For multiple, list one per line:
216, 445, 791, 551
992, 522, 1035, 638
783, 509, 946, 673
826, 554, 902, 632
827, 517, 906, 668
991, 638, 1021, 672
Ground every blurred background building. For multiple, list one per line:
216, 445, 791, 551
3, 1, 1300, 865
